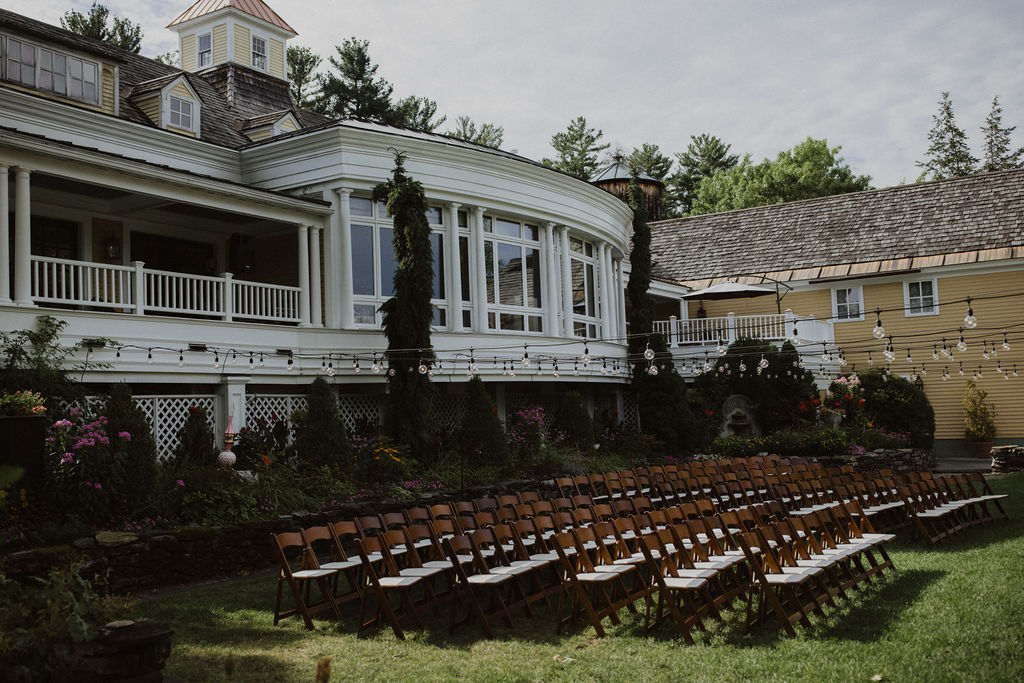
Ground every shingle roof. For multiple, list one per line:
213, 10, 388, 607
648, 169, 1024, 286
167, 0, 296, 35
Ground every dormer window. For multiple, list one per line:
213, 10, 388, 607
169, 96, 193, 130
197, 33, 212, 67
4, 37, 99, 104
68, 58, 97, 102
251, 36, 267, 70
39, 49, 67, 94
6, 38, 36, 86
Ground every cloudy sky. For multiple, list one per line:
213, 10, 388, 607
20, 0, 1024, 188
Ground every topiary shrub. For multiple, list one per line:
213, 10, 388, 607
103, 383, 158, 512
289, 377, 351, 470
173, 405, 217, 470
857, 368, 935, 448
459, 376, 508, 467
551, 391, 594, 451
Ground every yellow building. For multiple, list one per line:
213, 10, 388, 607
649, 170, 1024, 456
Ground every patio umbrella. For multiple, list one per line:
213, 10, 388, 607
681, 280, 782, 312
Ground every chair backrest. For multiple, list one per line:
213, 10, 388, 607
330, 520, 361, 555
475, 510, 499, 528
453, 500, 478, 518
572, 494, 595, 510
572, 507, 596, 527
431, 518, 460, 540
429, 502, 457, 520
272, 531, 315, 576
405, 523, 444, 560
552, 497, 575, 512
497, 494, 520, 508
474, 497, 499, 513
632, 496, 654, 514
355, 515, 384, 537
518, 490, 541, 504
532, 500, 555, 517
404, 506, 431, 526
381, 511, 407, 530
554, 511, 576, 532
515, 503, 536, 520
302, 525, 345, 564
555, 477, 578, 497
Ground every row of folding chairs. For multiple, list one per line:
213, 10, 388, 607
897, 473, 1008, 545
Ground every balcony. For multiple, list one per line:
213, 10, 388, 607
30, 256, 302, 325
653, 311, 833, 349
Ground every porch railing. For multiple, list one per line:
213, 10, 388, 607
653, 311, 831, 347
30, 256, 301, 324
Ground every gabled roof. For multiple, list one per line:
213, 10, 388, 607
648, 169, 1024, 287
129, 73, 203, 102
167, 0, 296, 35
0, 7, 127, 61
240, 109, 294, 130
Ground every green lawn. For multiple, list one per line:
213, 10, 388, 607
137, 473, 1024, 682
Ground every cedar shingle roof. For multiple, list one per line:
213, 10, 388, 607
648, 169, 1024, 286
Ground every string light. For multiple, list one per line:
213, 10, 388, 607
248, 352, 255, 370
553, 360, 560, 377
643, 342, 655, 361
326, 358, 334, 376
354, 358, 361, 373
582, 342, 590, 364
259, 352, 264, 368
958, 362, 964, 376
418, 358, 427, 375
867, 351, 873, 366
957, 328, 968, 353
647, 362, 658, 376
1003, 331, 1011, 351
521, 345, 530, 367
964, 297, 977, 328
932, 345, 939, 361
717, 339, 726, 356
601, 358, 608, 375
906, 349, 912, 364
215, 351, 221, 368
178, 351, 184, 367
115, 347, 121, 360
372, 353, 381, 373
286, 355, 293, 371
758, 354, 769, 370
148, 348, 154, 364
230, 351, 237, 365
982, 341, 990, 360
872, 308, 885, 338
573, 360, 579, 376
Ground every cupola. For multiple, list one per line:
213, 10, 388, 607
591, 155, 665, 220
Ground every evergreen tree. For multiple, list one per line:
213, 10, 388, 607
552, 390, 594, 451
541, 116, 610, 180
668, 134, 739, 215
287, 45, 321, 108
374, 151, 436, 460
459, 376, 508, 467
290, 377, 351, 469
980, 95, 1024, 173
173, 405, 216, 470
917, 92, 978, 180
446, 115, 504, 148
153, 50, 178, 67
625, 179, 696, 453
103, 383, 158, 511
388, 95, 446, 132
319, 38, 394, 121
61, 2, 142, 53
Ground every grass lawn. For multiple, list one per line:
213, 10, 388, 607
137, 472, 1024, 682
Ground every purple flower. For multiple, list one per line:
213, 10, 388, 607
118, 431, 131, 441
176, 479, 185, 487
53, 419, 73, 428
60, 453, 74, 464
94, 482, 102, 490
83, 481, 92, 487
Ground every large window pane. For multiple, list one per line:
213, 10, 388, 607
425, 206, 442, 225
585, 263, 596, 316
500, 313, 524, 331
350, 197, 373, 216
496, 218, 520, 238
571, 260, 585, 316
496, 242, 523, 306
351, 224, 375, 295
430, 232, 444, 299
459, 236, 471, 302
379, 227, 396, 297
525, 248, 541, 307
354, 303, 376, 325
484, 241, 495, 303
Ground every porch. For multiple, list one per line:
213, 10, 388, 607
652, 310, 834, 348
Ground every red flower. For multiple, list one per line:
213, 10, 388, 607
704, 409, 714, 417
844, 393, 854, 400
858, 398, 866, 405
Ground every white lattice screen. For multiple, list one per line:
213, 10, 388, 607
621, 393, 640, 430
246, 395, 306, 427
593, 395, 618, 426
505, 393, 558, 429
338, 394, 383, 430
430, 394, 466, 429
135, 395, 217, 461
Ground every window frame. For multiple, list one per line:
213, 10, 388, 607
831, 286, 864, 322
251, 34, 267, 71
569, 236, 601, 339
903, 278, 939, 317
168, 96, 193, 130
1, 35, 100, 105
482, 214, 544, 335
197, 32, 212, 68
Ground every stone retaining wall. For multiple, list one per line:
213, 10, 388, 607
1, 479, 556, 594
811, 448, 936, 474
991, 445, 1024, 473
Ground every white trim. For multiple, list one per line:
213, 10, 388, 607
831, 285, 864, 322
197, 31, 213, 68
903, 278, 940, 317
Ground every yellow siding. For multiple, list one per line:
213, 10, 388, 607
234, 25, 250, 65
136, 95, 160, 125
101, 64, 115, 114
181, 33, 196, 71
278, 117, 297, 132
246, 129, 271, 141
167, 125, 197, 138
168, 81, 192, 99
212, 24, 228, 65
697, 268, 1024, 442
269, 38, 285, 79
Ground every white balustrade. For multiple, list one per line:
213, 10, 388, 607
654, 313, 803, 347
28, 255, 301, 324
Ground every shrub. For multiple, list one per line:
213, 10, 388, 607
459, 377, 508, 467
353, 434, 409, 484
710, 425, 849, 459
289, 378, 351, 469
173, 405, 217, 470
551, 391, 594, 451
103, 383, 158, 513
857, 368, 935, 448
963, 378, 996, 441
232, 415, 288, 470
632, 334, 698, 454
506, 406, 545, 465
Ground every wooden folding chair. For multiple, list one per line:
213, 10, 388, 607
271, 531, 341, 630
735, 529, 823, 637
635, 532, 717, 643
301, 525, 363, 607
354, 537, 429, 640
443, 534, 530, 638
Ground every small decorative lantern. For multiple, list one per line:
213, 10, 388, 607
218, 416, 236, 468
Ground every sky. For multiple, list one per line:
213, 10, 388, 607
16, 0, 1024, 188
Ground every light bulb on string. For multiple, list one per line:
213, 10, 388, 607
178, 351, 184, 367
287, 356, 294, 371
582, 342, 590, 365
115, 347, 121, 360
553, 360, 560, 378
388, 367, 396, 376
371, 353, 381, 373
1013, 364, 1019, 377
508, 363, 515, 377
982, 342, 990, 360
906, 349, 912, 364
820, 345, 829, 362
647, 363, 658, 376
838, 350, 847, 367
259, 352, 264, 368
354, 358, 361, 373
521, 345, 530, 367
739, 361, 747, 373
964, 297, 977, 328
1002, 332, 1010, 351
957, 328, 968, 353
921, 363, 927, 376
328, 357, 334, 374
932, 345, 939, 361
717, 339, 726, 356
501, 360, 508, 376
758, 354, 769, 369
643, 342, 655, 361
717, 363, 725, 373
958, 362, 964, 375
872, 308, 885, 338
320, 356, 327, 373
867, 351, 873, 366
942, 367, 949, 381
601, 358, 608, 375
230, 351, 237, 365
941, 339, 950, 359
537, 361, 544, 376
573, 361, 579, 376
248, 352, 254, 370
213, 351, 219, 367
418, 357, 428, 375
977, 365, 983, 379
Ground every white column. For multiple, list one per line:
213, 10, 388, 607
297, 224, 311, 326
599, 243, 614, 339
542, 222, 558, 336
217, 375, 249, 449
0, 165, 10, 303
559, 226, 573, 337
309, 226, 322, 327
616, 258, 627, 341
13, 168, 33, 306
333, 188, 354, 329
605, 251, 617, 341
472, 206, 487, 332
446, 202, 462, 332
322, 191, 340, 328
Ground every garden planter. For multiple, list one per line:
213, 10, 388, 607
972, 440, 994, 459
0, 415, 47, 490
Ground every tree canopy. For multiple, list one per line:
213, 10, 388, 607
668, 134, 739, 215
61, 2, 142, 53
917, 92, 977, 180
542, 116, 610, 180
446, 116, 504, 148
980, 95, 1024, 173
286, 45, 322, 109
690, 137, 872, 215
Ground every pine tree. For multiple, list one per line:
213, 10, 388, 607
446, 116, 504, 148
541, 116, 610, 180
290, 377, 351, 469
387, 95, 446, 132
917, 92, 978, 180
61, 2, 142, 53
287, 45, 321, 108
374, 151, 436, 460
460, 376, 507, 467
103, 382, 158, 510
669, 134, 739, 215
319, 38, 394, 121
980, 96, 1024, 173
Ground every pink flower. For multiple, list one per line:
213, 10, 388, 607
118, 431, 131, 441
53, 419, 73, 428
83, 481, 92, 487
176, 479, 185, 487
60, 453, 74, 464
94, 482, 102, 490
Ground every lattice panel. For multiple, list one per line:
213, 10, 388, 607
137, 395, 217, 461
593, 395, 618, 426
338, 394, 383, 431
246, 395, 306, 427
620, 392, 640, 431
505, 393, 558, 429
57, 395, 106, 417
430, 394, 466, 429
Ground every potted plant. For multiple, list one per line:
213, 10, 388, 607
0, 390, 48, 489
963, 379, 996, 458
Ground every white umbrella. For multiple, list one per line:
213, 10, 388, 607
681, 281, 776, 300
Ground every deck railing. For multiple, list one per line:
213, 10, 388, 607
30, 256, 301, 324
653, 311, 833, 347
